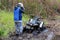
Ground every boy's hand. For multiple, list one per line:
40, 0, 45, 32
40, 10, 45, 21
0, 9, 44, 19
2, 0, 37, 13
20, 7, 25, 13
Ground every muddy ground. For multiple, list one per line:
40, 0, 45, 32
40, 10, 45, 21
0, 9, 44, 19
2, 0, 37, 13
1, 18, 60, 40
9, 19, 60, 40
1, 29, 54, 40
43, 18, 60, 40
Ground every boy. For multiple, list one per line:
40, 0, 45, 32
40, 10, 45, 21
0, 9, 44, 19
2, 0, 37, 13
14, 3, 25, 35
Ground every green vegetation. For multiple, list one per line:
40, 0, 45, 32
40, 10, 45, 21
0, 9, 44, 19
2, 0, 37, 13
57, 0, 60, 2
0, 10, 29, 37
0, 10, 14, 37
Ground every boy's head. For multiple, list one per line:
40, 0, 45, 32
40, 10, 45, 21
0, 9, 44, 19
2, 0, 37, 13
17, 3, 24, 7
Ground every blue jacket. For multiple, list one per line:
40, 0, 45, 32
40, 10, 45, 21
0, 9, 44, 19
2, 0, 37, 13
14, 6, 24, 21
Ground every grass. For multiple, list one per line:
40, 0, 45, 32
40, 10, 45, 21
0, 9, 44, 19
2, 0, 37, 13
0, 10, 14, 37
0, 10, 29, 37
57, 0, 60, 2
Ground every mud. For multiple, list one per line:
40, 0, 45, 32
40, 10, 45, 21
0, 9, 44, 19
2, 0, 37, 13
3, 29, 55, 40
1, 19, 60, 40
53, 35, 60, 40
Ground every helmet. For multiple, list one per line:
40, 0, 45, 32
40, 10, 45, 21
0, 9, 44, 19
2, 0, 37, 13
17, 3, 24, 7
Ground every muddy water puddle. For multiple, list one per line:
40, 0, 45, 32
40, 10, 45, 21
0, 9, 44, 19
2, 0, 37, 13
53, 35, 60, 40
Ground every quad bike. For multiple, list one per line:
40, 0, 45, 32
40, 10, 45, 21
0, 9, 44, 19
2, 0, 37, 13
23, 16, 46, 34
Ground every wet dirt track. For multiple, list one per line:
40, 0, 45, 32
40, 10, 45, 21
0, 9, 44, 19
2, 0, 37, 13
1, 19, 60, 40
7, 29, 55, 40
